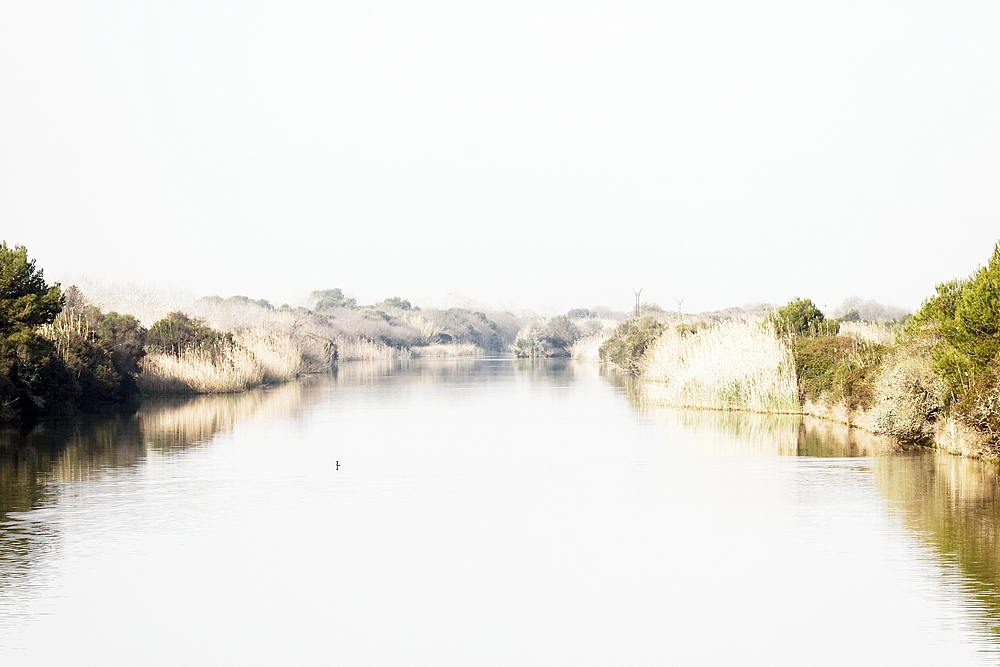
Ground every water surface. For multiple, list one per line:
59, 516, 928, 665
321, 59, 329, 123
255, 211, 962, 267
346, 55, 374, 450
1, 359, 999, 665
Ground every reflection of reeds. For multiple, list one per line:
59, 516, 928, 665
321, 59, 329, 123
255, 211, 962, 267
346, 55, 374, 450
138, 329, 301, 394
138, 380, 308, 453
640, 320, 799, 413
649, 409, 802, 457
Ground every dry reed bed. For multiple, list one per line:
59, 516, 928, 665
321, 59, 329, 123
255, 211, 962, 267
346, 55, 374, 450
410, 343, 481, 358
639, 319, 800, 413
139, 329, 301, 394
334, 337, 411, 361
838, 321, 898, 346
569, 334, 607, 362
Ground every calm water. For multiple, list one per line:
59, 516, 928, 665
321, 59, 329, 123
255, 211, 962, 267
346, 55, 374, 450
1, 359, 1000, 665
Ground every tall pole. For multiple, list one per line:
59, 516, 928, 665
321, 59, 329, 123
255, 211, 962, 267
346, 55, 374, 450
633, 288, 642, 318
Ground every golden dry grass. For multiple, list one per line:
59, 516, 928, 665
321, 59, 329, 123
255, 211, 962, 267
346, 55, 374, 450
410, 343, 481, 358
334, 337, 411, 361
838, 321, 898, 346
569, 334, 607, 362
639, 319, 799, 413
138, 329, 302, 394
234, 329, 301, 382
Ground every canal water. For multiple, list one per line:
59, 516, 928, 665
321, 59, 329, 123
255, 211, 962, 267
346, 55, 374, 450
1, 359, 999, 665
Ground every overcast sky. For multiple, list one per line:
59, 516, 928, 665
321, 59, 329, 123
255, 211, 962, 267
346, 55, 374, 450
2, 1, 998, 314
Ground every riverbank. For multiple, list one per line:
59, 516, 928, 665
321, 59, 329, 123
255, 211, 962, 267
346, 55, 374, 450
591, 242, 1000, 463
0, 242, 535, 422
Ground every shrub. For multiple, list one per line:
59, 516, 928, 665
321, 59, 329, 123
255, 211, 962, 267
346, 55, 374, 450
512, 336, 543, 358
381, 297, 413, 310
954, 357, 1000, 440
146, 312, 231, 357
42, 305, 147, 407
433, 309, 507, 354
870, 343, 948, 443
598, 317, 664, 373
908, 243, 1000, 398
512, 316, 580, 358
541, 316, 581, 350
312, 288, 357, 311
770, 298, 839, 336
792, 335, 886, 409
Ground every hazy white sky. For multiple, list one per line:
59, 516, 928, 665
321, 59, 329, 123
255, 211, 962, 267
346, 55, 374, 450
2, 1, 998, 314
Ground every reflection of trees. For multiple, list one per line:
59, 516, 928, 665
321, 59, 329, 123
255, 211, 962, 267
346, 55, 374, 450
0, 379, 314, 594
874, 452, 1000, 636
0, 415, 146, 605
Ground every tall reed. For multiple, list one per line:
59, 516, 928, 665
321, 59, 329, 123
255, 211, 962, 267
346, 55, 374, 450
334, 337, 411, 361
234, 329, 301, 382
838, 321, 898, 346
139, 329, 302, 394
569, 334, 607, 362
410, 343, 481, 358
639, 319, 799, 413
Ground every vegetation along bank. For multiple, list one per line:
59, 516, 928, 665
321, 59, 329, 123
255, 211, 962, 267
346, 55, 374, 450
0, 242, 526, 424
595, 241, 1000, 461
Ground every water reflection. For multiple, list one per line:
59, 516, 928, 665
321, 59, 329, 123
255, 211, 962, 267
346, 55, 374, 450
137, 380, 312, 454
0, 379, 316, 599
633, 400, 1000, 648
637, 405, 898, 458
875, 451, 1000, 636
